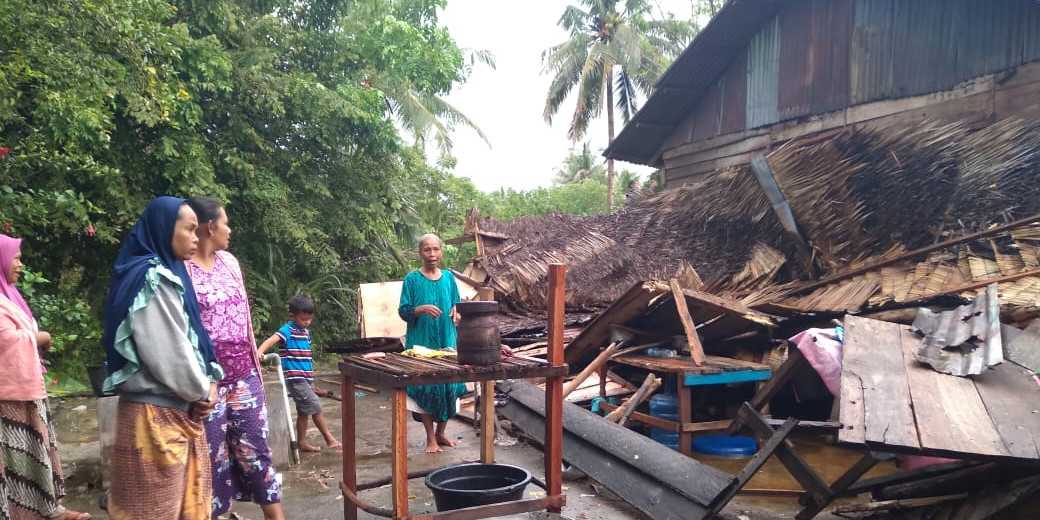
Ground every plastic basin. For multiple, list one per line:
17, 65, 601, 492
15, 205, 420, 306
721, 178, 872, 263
424, 463, 531, 511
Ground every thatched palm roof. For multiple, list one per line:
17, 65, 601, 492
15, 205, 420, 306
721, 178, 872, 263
471, 117, 1040, 328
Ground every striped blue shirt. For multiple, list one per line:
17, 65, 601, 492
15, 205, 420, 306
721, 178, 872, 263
275, 321, 313, 382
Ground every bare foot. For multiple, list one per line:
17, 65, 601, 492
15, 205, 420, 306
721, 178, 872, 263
60, 511, 92, 520
436, 435, 460, 448
425, 442, 444, 453
299, 443, 322, 452
327, 441, 343, 452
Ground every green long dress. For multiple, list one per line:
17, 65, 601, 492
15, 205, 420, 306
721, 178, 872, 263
397, 269, 467, 422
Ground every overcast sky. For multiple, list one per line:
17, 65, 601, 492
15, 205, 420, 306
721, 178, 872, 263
437, 0, 695, 192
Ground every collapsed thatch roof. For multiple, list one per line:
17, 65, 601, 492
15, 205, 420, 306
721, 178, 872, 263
471, 117, 1040, 326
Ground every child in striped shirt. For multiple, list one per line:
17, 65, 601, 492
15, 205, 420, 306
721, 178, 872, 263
258, 294, 340, 452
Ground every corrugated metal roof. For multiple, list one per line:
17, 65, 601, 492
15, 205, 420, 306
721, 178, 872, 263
604, 0, 788, 165
746, 17, 781, 128
607, 0, 1040, 167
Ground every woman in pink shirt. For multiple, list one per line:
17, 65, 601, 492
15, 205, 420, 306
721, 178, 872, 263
0, 234, 91, 520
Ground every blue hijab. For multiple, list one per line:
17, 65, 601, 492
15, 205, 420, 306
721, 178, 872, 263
102, 196, 216, 375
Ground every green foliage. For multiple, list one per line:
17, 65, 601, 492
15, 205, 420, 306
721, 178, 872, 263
477, 180, 608, 220
0, 0, 485, 376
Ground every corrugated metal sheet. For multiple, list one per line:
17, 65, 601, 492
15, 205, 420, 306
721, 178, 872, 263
778, 0, 815, 121
720, 53, 748, 134
910, 284, 1003, 376
691, 82, 720, 141
850, 0, 895, 104
746, 17, 780, 128
811, 0, 853, 113
853, 0, 1040, 105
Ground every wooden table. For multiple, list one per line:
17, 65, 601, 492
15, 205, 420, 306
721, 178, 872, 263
607, 355, 772, 455
340, 264, 571, 520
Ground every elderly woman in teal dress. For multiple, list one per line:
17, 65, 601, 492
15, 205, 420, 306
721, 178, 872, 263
397, 233, 467, 453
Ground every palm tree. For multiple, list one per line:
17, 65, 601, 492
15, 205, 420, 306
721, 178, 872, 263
542, 0, 694, 208
553, 142, 607, 185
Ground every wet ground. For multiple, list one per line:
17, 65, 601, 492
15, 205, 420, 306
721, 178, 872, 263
50, 367, 895, 520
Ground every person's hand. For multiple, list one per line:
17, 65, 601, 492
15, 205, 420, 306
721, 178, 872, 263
451, 307, 461, 326
416, 304, 442, 319
190, 383, 218, 421
35, 331, 52, 355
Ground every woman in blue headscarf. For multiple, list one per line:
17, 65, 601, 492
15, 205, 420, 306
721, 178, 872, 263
101, 197, 224, 520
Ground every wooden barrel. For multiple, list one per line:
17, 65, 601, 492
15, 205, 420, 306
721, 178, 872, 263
455, 301, 501, 365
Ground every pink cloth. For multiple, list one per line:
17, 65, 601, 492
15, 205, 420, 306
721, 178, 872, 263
188, 252, 257, 383
0, 293, 45, 400
0, 234, 33, 321
789, 328, 844, 397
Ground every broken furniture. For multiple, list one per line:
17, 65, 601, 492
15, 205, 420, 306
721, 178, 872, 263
729, 313, 1040, 520
839, 312, 1040, 459
498, 380, 800, 520
339, 264, 570, 520
603, 354, 772, 455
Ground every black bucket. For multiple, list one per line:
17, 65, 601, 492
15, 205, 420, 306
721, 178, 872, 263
424, 463, 531, 511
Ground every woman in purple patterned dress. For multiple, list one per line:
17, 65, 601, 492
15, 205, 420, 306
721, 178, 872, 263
185, 196, 284, 520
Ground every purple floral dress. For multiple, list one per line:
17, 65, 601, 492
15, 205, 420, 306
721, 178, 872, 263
189, 251, 280, 514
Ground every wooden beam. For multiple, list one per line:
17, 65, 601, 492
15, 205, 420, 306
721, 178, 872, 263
670, 278, 706, 365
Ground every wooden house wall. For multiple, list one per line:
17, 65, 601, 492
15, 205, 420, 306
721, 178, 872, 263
660, 0, 1040, 188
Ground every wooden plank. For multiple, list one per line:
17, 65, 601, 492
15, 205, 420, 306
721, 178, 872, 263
899, 323, 1009, 458
1004, 319, 1040, 373
972, 360, 1040, 460
841, 316, 919, 451
671, 278, 706, 365
845, 461, 979, 496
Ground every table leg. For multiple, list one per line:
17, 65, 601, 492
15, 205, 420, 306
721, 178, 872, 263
480, 380, 495, 463
392, 388, 409, 519
544, 374, 563, 513
342, 373, 357, 520
677, 375, 693, 456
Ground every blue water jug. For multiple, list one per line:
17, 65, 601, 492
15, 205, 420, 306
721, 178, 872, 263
649, 393, 680, 450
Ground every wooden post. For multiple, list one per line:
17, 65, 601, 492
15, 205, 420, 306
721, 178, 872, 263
341, 371, 358, 520
670, 278, 706, 365
480, 380, 495, 463
545, 263, 566, 513
391, 388, 409, 518
477, 285, 496, 462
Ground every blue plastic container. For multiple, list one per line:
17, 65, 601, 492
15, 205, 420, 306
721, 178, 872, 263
649, 394, 680, 450
691, 434, 757, 457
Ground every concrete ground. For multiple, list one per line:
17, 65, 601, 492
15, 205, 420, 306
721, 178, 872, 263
52, 368, 856, 520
